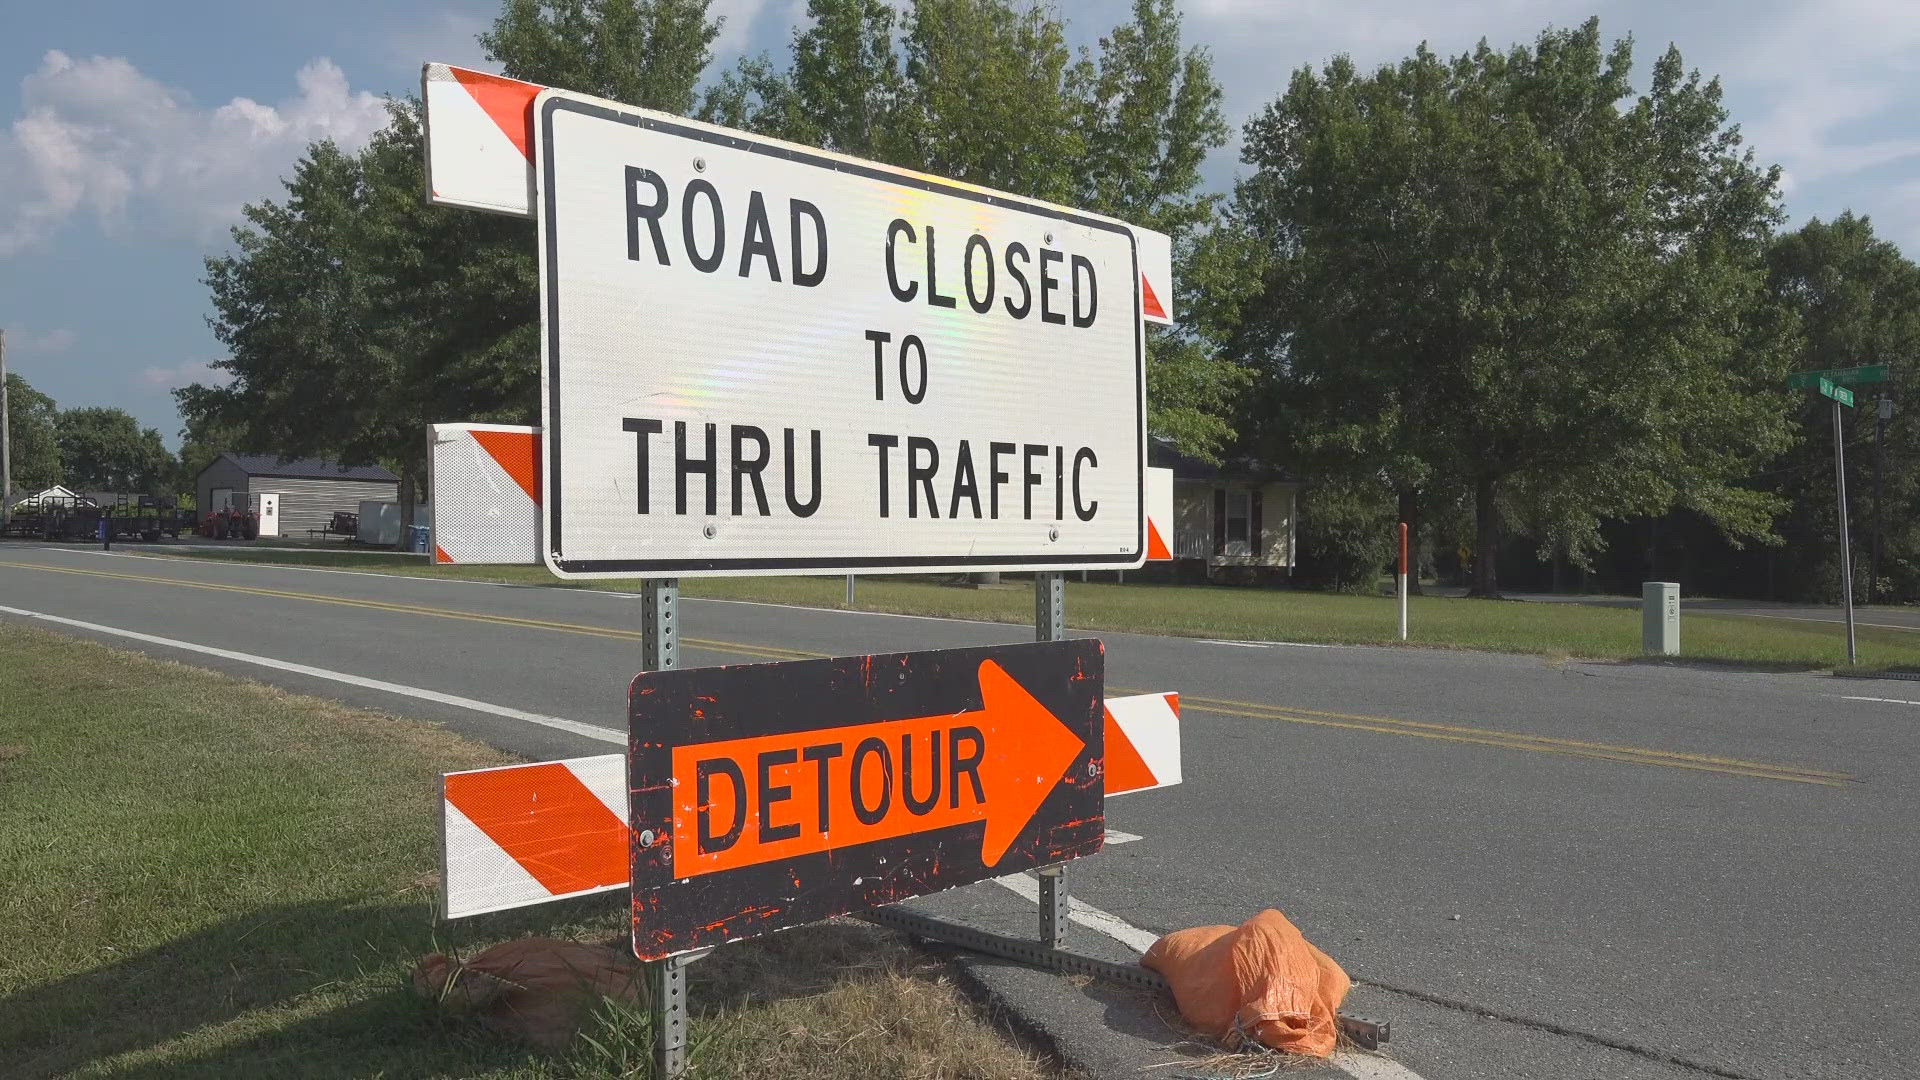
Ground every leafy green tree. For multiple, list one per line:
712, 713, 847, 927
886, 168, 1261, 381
1764, 213, 1920, 601
55, 407, 174, 493
3, 373, 62, 495
181, 0, 724, 535
1233, 20, 1795, 595
481, 0, 721, 111
705, 0, 1245, 459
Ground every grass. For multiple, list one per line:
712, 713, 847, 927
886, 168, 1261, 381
0, 622, 1057, 1080
135, 544, 1920, 669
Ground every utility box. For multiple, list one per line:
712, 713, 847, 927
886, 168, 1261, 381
1642, 582, 1680, 656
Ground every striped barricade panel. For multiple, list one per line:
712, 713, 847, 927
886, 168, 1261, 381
427, 423, 541, 566
441, 692, 1181, 918
421, 61, 1175, 325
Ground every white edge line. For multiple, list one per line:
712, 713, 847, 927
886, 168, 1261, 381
5, 592, 1414, 1076
1842, 695, 1920, 706
0, 603, 624, 746
34, 551, 1390, 648
991, 872, 1160, 952
1740, 612, 1920, 633
1331, 1051, 1427, 1080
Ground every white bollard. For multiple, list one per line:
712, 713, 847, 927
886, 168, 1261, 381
1642, 582, 1680, 656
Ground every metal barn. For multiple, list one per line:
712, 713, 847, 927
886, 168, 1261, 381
193, 454, 399, 539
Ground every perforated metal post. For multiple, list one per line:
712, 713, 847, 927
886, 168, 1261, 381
647, 949, 711, 1077
1035, 571, 1065, 643
640, 577, 684, 1074
1034, 571, 1068, 946
641, 578, 679, 671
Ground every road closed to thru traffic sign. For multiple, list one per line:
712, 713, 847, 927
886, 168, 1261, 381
535, 90, 1145, 577
627, 640, 1104, 960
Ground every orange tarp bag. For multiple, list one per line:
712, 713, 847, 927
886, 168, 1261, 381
1141, 908, 1351, 1058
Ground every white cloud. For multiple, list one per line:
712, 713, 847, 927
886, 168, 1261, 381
710, 0, 798, 61
0, 50, 389, 256
3, 326, 76, 352
139, 359, 230, 391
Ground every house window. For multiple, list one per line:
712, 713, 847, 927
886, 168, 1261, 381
1224, 490, 1251, 556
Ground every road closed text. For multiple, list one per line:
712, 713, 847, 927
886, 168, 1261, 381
540, 97, 1142, 572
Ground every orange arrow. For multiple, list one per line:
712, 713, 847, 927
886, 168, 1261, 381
668, 658, 1085, 878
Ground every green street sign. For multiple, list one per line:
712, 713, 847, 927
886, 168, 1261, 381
1818, 378, 1855, 407
1787, 364, 1891, 388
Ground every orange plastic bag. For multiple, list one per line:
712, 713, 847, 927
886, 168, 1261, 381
1141, 908, 1351, 1058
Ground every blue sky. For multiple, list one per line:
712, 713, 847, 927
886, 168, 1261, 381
6, 0, 1918, 448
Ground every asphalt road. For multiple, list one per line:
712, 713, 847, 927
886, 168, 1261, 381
4, 543, 1915, 1079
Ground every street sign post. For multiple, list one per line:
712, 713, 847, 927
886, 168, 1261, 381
1791, 368, 1872, 662
1787, 365, 1890, 388
627, 640, 1104, 960
533, 90, 1145, 578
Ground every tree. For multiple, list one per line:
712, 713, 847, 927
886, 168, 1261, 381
1233, 20, 1795, 595
56, 407, 174, 494
481, 0, 721, 112
703, 0, 1245, 459
181, 0, 724, 534
4, 373, 61, 494
1763, 213, 1920, 601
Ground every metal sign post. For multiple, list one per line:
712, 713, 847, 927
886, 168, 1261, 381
1034, 571, 1069, 948
1792, 368, 1879, 665
1833, 400, 1858, 664
637, 575, 692, 1076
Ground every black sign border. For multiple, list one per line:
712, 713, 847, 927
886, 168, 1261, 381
627, 639, 1105, 960
537, 92, 1146, 575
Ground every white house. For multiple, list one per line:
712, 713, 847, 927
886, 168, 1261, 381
1151, 439, 1300, 584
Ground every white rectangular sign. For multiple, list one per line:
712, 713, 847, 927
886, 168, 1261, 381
535, 91, 1145, 577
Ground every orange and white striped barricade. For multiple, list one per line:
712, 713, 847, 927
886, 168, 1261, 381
427, 423, 541, 565
440, 692, 1179, 919
421, 61, 1176, 326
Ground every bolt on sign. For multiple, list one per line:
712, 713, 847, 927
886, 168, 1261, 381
627, 639, 1104, 960
532, 88, 1146, 577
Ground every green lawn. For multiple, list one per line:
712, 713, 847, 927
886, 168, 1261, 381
143, 545, 1920, 669
0, 622, 1051, 1080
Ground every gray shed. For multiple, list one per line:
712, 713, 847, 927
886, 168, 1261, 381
195, 454, 399, 539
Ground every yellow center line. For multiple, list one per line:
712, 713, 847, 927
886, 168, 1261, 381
1188, 696, 1852, 779
7, 560, 1850, 786
1111, 688, 1851, 787
2, 561, 819, 663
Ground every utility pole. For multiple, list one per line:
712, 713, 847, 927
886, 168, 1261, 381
2, 327, 11, 530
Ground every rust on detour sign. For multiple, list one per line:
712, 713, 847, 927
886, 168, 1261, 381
627, 639, 1104, 960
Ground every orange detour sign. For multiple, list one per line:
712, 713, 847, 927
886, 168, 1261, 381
437, 692, 1175, 921
628, 640, 1104, 959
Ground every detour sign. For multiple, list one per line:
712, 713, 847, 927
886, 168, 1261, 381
628, 639, 1104, 959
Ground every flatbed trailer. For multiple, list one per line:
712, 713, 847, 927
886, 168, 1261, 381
2, 494, 197, 542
